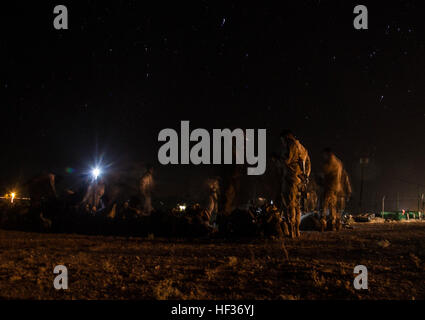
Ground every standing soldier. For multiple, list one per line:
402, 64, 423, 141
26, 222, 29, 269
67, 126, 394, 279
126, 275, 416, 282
82, 178, 106, 213
222, 167, 242, 215
276, 130, 311, 238
320, 148, 344, 231
140, 166, 154, 215
221, 130, 245, 216
338, 168, 352, 215
205, 177, 220, 225
25, 171, 59, 229
222, 146, 244, 216
305, 177, 319, 213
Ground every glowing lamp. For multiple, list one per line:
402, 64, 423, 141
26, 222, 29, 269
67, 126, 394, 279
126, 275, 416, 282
92, 167, 101, 180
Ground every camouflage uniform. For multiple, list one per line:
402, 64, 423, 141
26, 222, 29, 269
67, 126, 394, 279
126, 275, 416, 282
305, 179, 319, 213
321, 152, 343, 231
222, 137, 244, 216
83, 179, 106, 212
337, 169, 352, 215
139, 169, 154, 215
222, 166, 243, 215
278, 135, 311, 238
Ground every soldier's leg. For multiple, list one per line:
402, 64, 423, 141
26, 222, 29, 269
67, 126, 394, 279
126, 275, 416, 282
295, 186, 303, 237
335, 196, 343, 231
321, 195, 329, 232
280, 192, 290, 237
340, 197, 346, 214
295, 205, 301, 237
281, 217, 290, 237
330, 208, 337, 231
288, 205, 296, 238
211, 199, 218, 225
288, 185, 298, 238
144, 194, 152, 214
330, 193, 337, 231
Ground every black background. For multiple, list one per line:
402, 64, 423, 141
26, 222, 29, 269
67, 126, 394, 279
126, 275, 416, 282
1, 1, 425, 210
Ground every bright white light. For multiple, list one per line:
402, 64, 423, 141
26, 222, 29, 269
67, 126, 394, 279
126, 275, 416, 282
11, 192, 16, 203
179, 205, 186, 212
92, 167, 101, 179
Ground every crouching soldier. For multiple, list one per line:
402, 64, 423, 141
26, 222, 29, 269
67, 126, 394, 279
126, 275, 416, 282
25, 171, 58, 230
262, 203, 285, 238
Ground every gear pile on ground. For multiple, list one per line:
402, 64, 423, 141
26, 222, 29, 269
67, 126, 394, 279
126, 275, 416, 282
0, 200, 291, 239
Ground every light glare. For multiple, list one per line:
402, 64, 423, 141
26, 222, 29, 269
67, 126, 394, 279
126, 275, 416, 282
92, 167, 101, 179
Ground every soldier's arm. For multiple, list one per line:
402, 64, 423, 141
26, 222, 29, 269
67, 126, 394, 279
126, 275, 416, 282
49, 174, 57, 197
284, 142, 297, 165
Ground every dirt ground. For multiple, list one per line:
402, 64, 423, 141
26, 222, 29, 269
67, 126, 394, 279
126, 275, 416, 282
0, 221, 424, 300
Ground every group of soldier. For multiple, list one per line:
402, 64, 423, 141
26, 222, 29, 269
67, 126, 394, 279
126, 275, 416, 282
1, 129, 352, 238
186, 129, 352, 239
272, 130, 352, 238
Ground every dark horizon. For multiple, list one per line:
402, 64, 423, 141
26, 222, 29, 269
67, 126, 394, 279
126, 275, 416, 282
2, 1, 425, 211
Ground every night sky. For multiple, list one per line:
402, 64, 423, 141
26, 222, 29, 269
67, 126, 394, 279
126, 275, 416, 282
2, 1, 425, 210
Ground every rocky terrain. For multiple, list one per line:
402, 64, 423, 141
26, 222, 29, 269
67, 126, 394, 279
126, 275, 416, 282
0, 221, 424, 299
